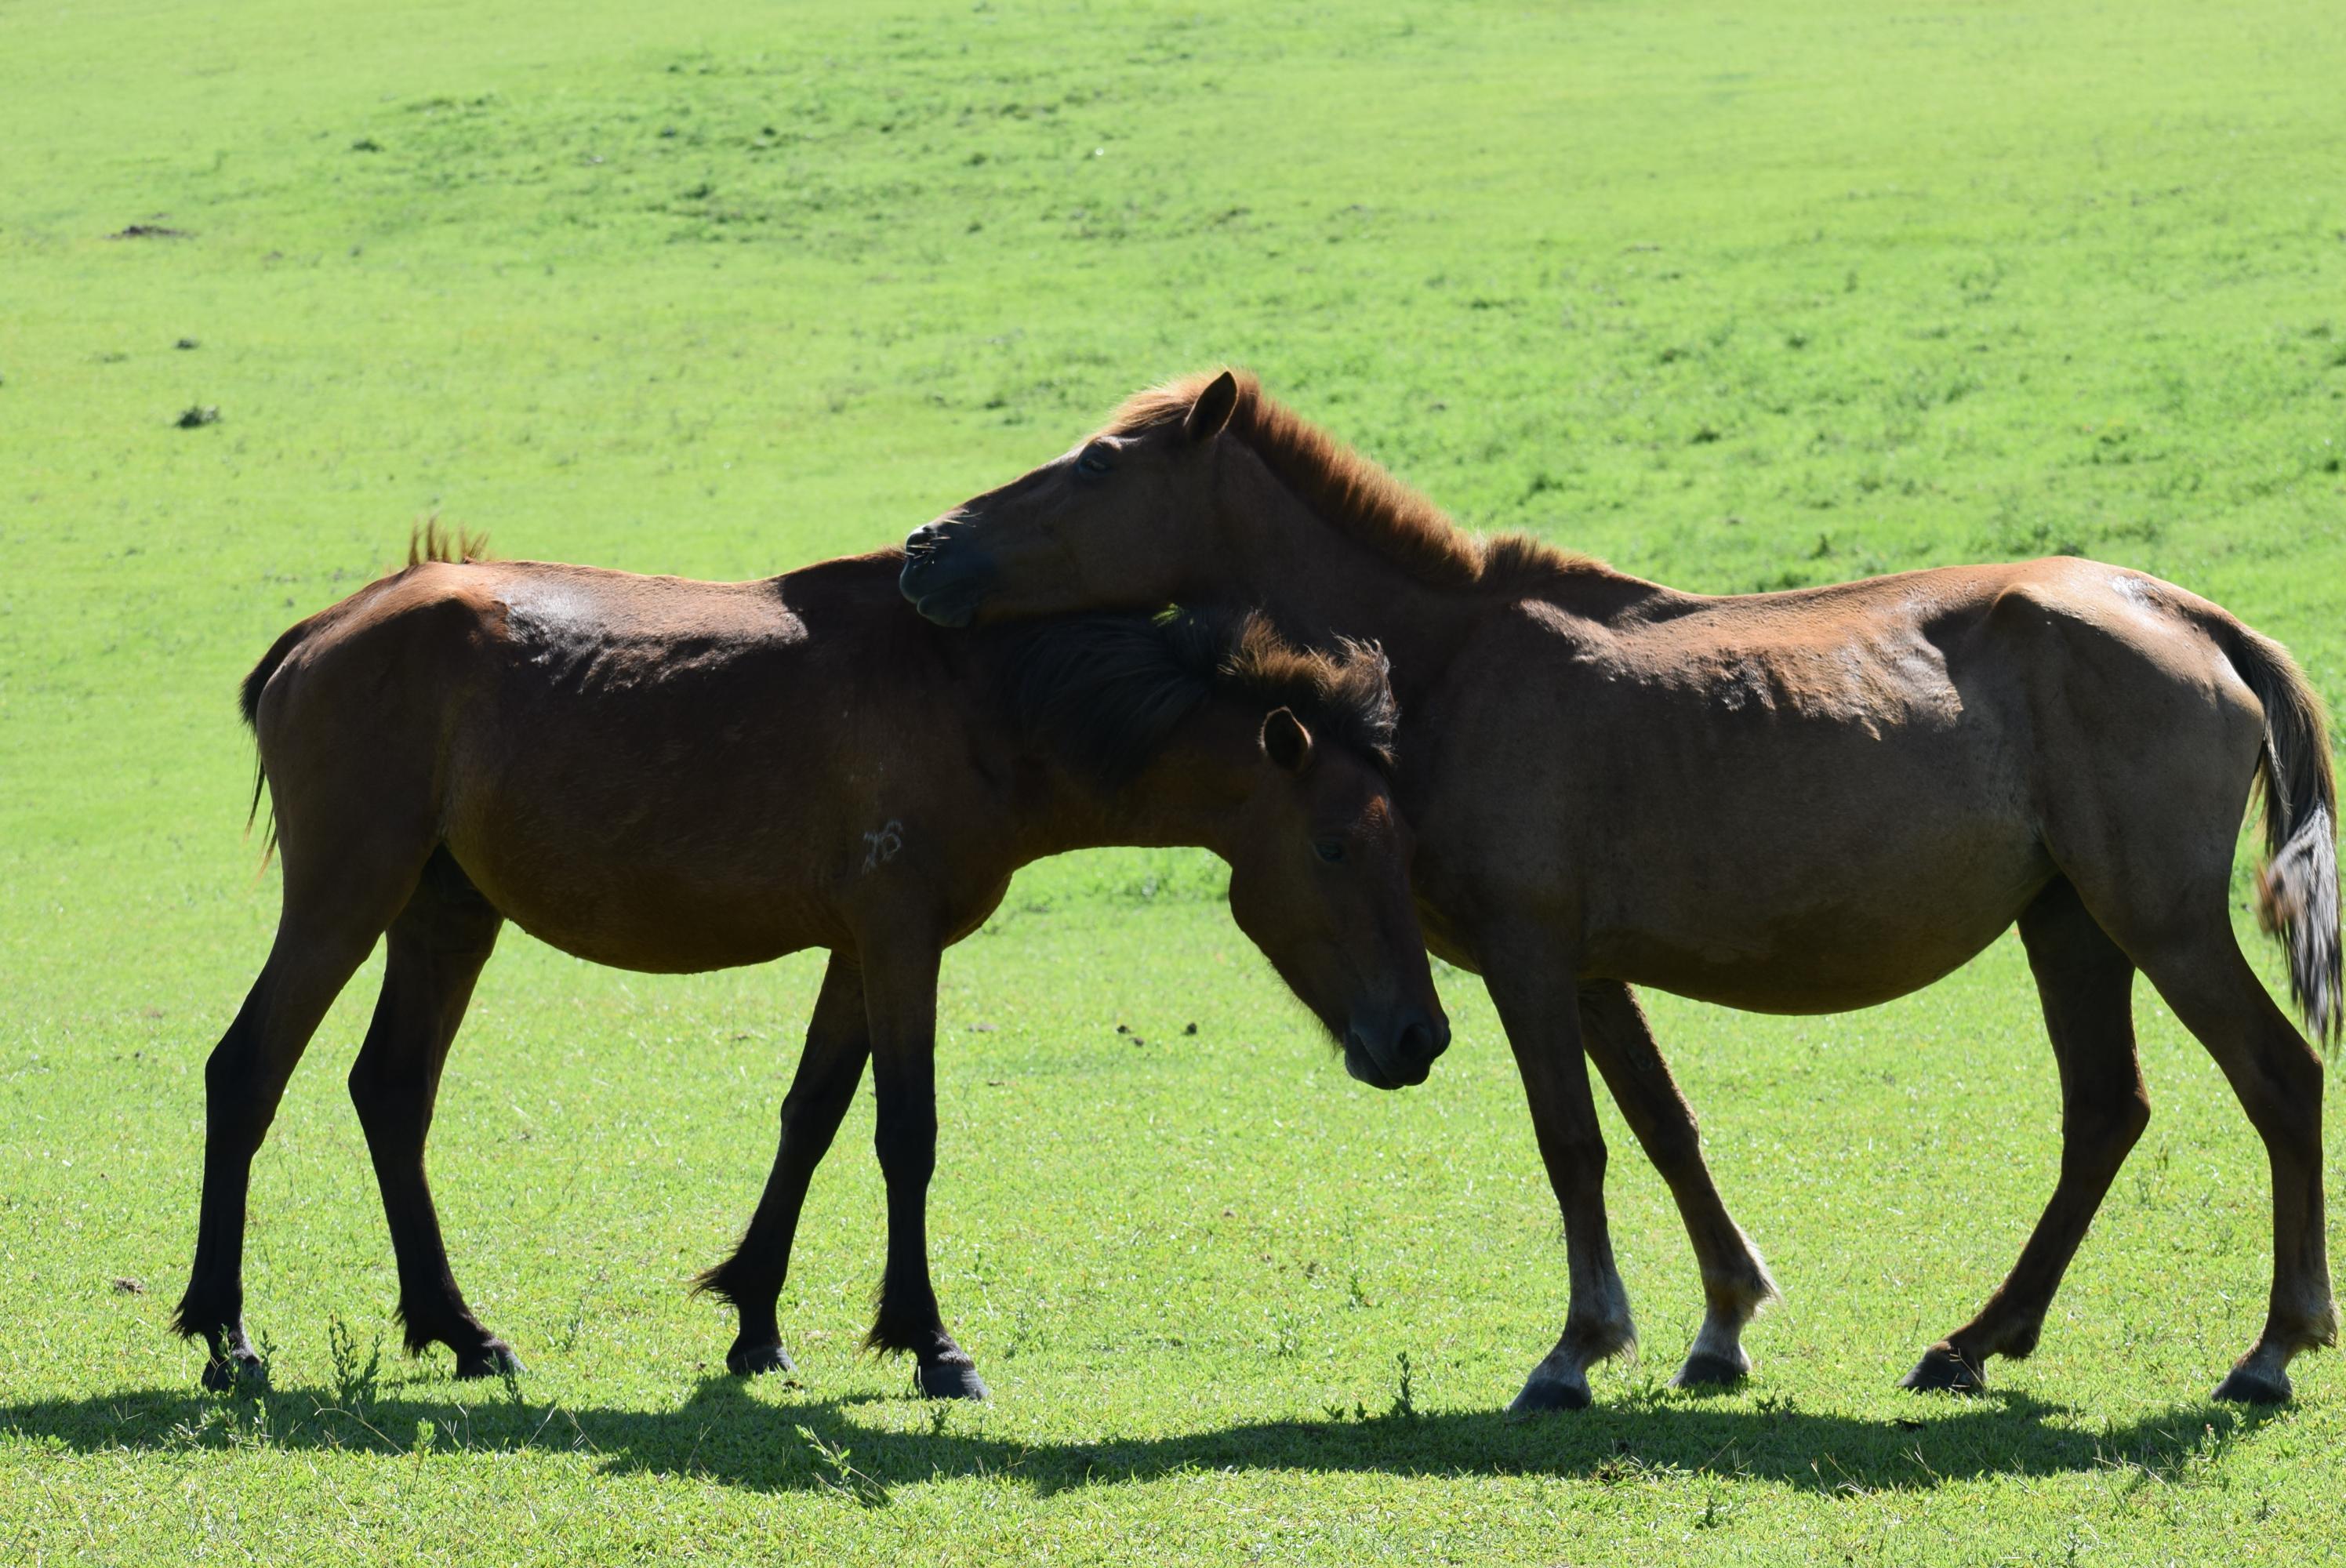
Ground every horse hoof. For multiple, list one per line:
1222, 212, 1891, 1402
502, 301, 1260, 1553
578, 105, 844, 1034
201, 1351, 267, 1392
454, 1341, 524, 1380
1671, 1351, 1749, 1390
727, 1343, 796, 1377
1901, 1345, 1985, 1394
917, 1361, 989, 1400
2212, 1362, 2291, 1405
1506, 1374, 1592, 1417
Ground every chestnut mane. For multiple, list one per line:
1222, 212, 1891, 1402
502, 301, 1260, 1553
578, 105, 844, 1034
1104, 369, 1606, 596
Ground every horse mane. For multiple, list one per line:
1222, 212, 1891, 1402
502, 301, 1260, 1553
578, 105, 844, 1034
1003, 608, 1397, 789
409, 518, 491, 567
1104, 369, 1604, 596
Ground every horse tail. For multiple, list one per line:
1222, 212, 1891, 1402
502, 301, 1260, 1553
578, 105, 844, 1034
234, 530, 483, 865
237, 618, 317, 867
239, 619, 310, 733
2208, 612, 2340, 1044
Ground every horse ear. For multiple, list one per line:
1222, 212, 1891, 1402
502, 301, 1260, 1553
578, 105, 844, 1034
1261, 706, 1314, 774
1184, 370, 1240, 443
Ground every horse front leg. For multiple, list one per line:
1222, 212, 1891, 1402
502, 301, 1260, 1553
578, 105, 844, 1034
1578, 980, 1778, 1388
858, 938, 986, 1399
1482, 934, 1635, 1413
694, 952, 870, 1375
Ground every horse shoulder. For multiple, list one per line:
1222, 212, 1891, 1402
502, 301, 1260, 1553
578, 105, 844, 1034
1393, 602, 1605, 898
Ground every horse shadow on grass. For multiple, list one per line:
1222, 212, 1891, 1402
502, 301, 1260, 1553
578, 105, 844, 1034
0, 1372, 2287, 1501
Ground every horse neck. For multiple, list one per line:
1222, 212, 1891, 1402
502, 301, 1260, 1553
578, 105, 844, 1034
1204, 444, 1665, 705
1022, 709, 1260, 861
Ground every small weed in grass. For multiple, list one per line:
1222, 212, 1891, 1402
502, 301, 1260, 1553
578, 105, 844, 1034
325, 1314, 383, 1412
800, 1426, 891, 1509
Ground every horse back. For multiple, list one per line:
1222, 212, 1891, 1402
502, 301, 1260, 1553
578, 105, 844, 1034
1416, 557, 2271, 1010
244, 551, 1002, 969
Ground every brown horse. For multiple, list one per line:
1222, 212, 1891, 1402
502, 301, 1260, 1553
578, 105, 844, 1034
175, 535, 1447, 1397
900, 368, 2342, 1409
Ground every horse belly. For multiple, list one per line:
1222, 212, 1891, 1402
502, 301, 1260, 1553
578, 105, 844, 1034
441, 750, 843, 974
1583, 823, 2053, 1012
452, 829, 833, 973
467, 857, 827, 973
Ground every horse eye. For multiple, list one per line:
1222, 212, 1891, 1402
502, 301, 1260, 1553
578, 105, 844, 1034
1075, 444, 1113, 477
1314, 839, 1346, 863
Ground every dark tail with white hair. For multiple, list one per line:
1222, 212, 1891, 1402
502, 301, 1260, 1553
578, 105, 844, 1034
2206, 615, 2341, 1045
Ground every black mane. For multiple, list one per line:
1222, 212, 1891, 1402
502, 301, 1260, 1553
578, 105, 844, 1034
1000, 609, 1396, 788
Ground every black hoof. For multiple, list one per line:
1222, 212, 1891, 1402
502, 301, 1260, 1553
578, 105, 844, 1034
1671, 1351, 1749, 1390
453, 1340, 525, 1380
727, 1342, 796, 1377
1506, 1375, 1592, 1417
1901, 1344, 1985, 1394
201, 1349, 267, 1392
2212, 1361, 2291, 1405
917, 1359, 989, 1400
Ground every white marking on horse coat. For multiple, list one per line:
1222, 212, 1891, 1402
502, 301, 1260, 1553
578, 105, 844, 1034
1716, 658, 1775, 714
862, 820, 905, 872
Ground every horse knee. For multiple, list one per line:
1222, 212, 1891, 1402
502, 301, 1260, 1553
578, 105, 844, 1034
871, 1111, 936, 1185
779, 1077, 858, 1138
2067, 1084, 2150, 1153
347, 1051, 431, 1140
1555, 1127, 1608, 1188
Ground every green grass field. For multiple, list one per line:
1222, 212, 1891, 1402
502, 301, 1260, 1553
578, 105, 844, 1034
5, 0, 2344, 1560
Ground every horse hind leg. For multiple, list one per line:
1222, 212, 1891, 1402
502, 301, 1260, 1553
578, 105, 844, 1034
173, 834, 432, 1388
1578, 981, 1778, 1390
347, 847, 514, 1377
2127, 916, 2337, 1403
1905, 877, 2145, 1394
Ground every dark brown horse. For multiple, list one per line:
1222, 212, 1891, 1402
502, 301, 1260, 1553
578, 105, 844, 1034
901, 368, 2341, 1408
176, 535, 1447, 1397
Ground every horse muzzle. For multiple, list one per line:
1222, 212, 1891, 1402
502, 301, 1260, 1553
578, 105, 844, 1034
1343, 1010, 1450, 1091
899, 520, 995, 628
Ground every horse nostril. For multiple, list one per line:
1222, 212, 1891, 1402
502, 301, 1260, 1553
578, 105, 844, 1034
1399, 1018, 1444, 1073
